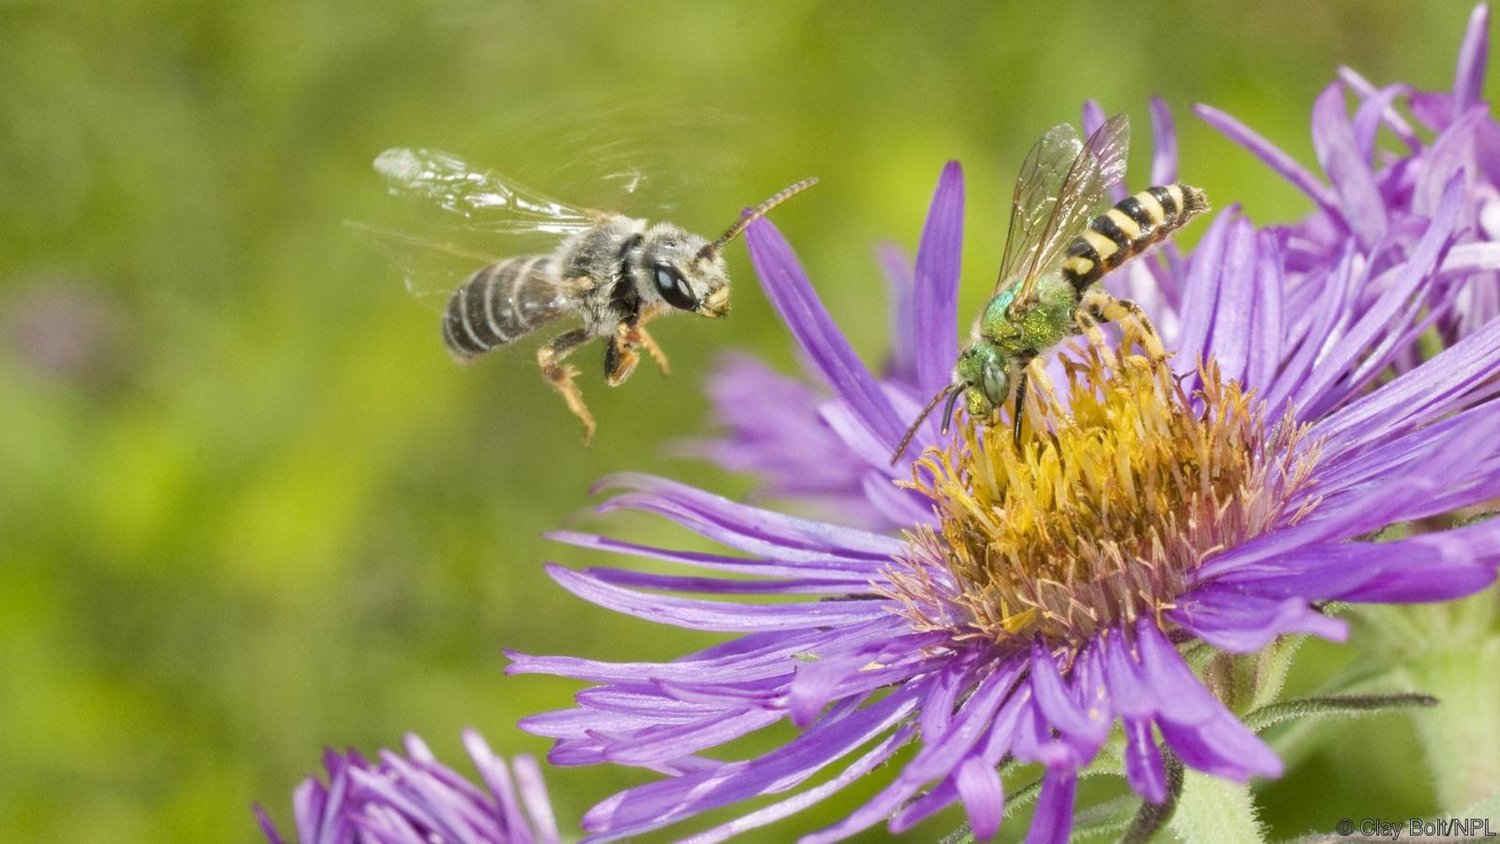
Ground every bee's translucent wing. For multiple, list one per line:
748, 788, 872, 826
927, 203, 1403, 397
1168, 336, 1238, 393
998, 114, 1131, 310
995, 123, 1084, 293
373, 148, 601, 236
346, 221, 504, 308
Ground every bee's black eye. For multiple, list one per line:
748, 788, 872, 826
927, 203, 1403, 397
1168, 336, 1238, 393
654, 264, 697, 310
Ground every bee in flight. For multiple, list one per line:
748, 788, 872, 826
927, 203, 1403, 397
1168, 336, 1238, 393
372, 147, 816, 442
893, 113, 1209, 462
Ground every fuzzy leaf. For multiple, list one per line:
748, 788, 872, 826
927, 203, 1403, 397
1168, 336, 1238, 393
1241, 692, 1438, 732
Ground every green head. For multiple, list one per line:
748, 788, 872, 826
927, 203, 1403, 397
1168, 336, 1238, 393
889, 341, 1015, 465
956, 342, 1010, 418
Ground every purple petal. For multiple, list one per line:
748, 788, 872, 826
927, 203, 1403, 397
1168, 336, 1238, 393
1311, 82, 1388, 247
1245, 228, 1286, 391
876, 243, 918, 383
545, 530, 875, 582
1339, 66, 1422, 150
1135, 621, 1224, 727
583, 689, 919, 840
1123, 718, 1168, 804
1309, 303, 1500, 451
746, 218, 906, 448
591, 472, 903, 562
913, 161, 965, 397
1454, 3, 1491, 115
1029, 643, 1108, 747
1022, 771, 1077, 844
681, 727, 915, 844
1291, 175, 1462, 417
1195, 104, 1341, 216
1157, 709, 1283, 781
956, 757, 1004, 841
1169, 590, 1348, 652
1170, 207, 1238, 374
1149, 96, 1180, 186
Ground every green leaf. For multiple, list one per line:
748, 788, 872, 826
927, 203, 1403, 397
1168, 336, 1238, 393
1241, 692, 1438, 733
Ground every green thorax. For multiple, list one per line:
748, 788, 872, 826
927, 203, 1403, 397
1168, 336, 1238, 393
978, 274, 1077, 359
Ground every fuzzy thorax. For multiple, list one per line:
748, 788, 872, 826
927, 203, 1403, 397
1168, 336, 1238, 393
889, 346, 1319, 646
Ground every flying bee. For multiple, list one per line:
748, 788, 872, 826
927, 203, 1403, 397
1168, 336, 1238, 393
370, 147, 817, 442
892, 113, 1209, 462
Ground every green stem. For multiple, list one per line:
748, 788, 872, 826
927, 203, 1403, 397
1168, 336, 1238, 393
1167, 769, 1266, 844
1405, 638, 1500, 810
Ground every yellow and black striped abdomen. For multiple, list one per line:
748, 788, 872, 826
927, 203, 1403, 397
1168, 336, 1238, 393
1061, 184, 1209, 292
442, 255, 568, 360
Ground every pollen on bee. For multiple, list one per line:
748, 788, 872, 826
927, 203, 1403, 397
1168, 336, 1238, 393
884, 337, 1320, 645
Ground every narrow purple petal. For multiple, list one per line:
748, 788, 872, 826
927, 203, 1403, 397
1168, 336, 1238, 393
1029, 643, 1108, 747
1350, 81, 1409, 160
582, 690, 920, 840
876, 243, 919, 383
1170, 206, 1237, 373
1245, 228, 1286, 391
1022, 771, 1078, 844
1454, 3, 1491, 115
592, 472, 903, 561
913, 162, 965, 397
545, 531, 875, 582
1123, 718, 1168, 804
1291, 175, 1462, 416
545, 565, 886, 631
1195, 104, 1341, 216
1149, 96, 1180, 186
1309, 306, 1500, 450
1169, 591, 1348, 652
956, 757, 1004, 841
1341, 66, 1424, 153
1135, 622, 1223, 727
746, 218, 906, 447
252, 806, 287, 844
511, 754, 561, 844
1311, 82, 1388, 247
681, 727, 915, 844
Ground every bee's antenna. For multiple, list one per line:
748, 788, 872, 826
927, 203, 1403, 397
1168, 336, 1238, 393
891, 383, 961, 466
938, 387, 964, 435
698, 177, 819, 259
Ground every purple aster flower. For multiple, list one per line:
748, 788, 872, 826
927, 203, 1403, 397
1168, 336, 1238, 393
1197, 3, 1500, 351
698, 6, 1500, 526
255, 730, 560, 844
508, 8, 1500, 842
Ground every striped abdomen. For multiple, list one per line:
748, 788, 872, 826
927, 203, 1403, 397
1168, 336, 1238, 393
1061, 184, 1209, 292
442, 255, 569, 360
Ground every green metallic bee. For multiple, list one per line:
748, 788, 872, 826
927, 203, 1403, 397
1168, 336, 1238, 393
893, 113, 1209, 462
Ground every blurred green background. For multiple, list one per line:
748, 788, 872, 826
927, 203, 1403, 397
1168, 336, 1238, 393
1, 1, 1492, 841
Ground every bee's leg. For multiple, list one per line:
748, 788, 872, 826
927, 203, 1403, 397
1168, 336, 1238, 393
537, 328, 596, 443
633, 325, 670, 374
1079, 290, 1166, 363
1011, 367, 1029, 450
625, 308, 671, 374
604, 327, 641, 387
1027, 356, 1063, 418
1072, 307, 1117, 365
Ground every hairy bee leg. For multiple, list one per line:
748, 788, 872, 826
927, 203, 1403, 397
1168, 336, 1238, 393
537, 328, 596, 443
1080, 290, 1167, 363
604, 329, 641, 387
1027, 357, 1063, 416
634, 326, 670, 374
1072, 309, 1117, 365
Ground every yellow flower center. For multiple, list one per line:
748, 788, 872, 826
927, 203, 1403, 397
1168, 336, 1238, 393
888, 345, 1319, 645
